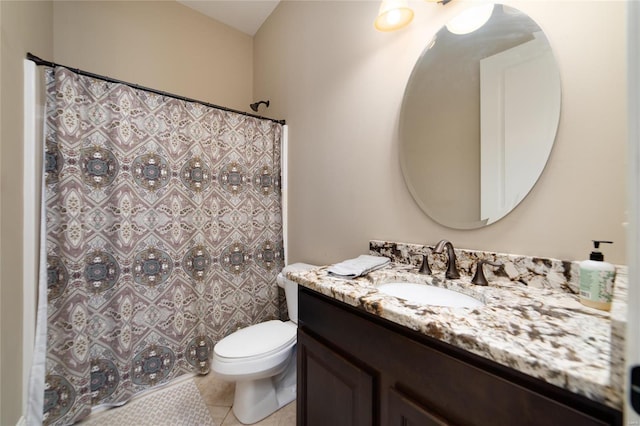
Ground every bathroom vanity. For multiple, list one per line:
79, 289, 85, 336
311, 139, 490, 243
289, 241, 626, 425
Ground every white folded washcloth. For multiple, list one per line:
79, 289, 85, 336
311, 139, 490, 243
327, 255, 390, 278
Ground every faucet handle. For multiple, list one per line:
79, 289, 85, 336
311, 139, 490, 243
472, 260, 502, 286
410, 252, 432, 275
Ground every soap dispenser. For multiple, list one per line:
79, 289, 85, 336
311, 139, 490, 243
579, 240, 616, 311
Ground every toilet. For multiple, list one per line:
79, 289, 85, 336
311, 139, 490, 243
211, 263, 316, 424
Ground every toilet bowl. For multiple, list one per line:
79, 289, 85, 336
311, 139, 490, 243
211, 263, 316, 425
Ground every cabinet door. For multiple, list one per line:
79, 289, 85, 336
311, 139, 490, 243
388, 388, 449, 426
297, 328, 374, 426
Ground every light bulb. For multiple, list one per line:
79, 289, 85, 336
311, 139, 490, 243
386, 9, 402, 26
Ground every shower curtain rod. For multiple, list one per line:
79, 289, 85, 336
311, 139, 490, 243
27, 52, 286, 125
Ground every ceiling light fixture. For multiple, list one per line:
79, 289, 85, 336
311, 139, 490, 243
374, 0, 414, 32
374, 1, 497, 34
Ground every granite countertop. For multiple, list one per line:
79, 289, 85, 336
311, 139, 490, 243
287, 255, 627, 411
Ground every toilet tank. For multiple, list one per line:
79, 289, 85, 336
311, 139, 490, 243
277, 263, 317, 325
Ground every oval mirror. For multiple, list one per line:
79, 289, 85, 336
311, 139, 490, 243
399, 4, 561, 229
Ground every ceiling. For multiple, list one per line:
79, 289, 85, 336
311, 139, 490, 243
177, 0, 281, 36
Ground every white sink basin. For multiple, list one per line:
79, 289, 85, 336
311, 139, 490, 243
377, 282, 483, 308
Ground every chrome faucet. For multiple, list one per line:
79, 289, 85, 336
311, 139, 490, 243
433, 239, 460, 279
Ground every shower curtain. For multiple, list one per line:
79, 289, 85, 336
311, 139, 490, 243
40, 67, 284, 425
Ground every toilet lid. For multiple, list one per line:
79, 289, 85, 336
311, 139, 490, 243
214, 320, 296, 359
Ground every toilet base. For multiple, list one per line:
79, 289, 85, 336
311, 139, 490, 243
231, 349, 296, 424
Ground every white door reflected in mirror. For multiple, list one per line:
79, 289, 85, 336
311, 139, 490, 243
480, 32, 561, 224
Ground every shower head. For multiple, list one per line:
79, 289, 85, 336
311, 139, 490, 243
250, 100, 270, 112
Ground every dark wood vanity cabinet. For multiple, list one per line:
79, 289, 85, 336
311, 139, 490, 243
297, 287, 622, 426
297, 329, 374, 426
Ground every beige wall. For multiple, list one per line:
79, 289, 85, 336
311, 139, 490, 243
54, 1, 254, 112
1, 1, 53, 423
255, 0, 627, 265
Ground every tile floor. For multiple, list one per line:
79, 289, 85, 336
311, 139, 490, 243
193, 373, 296, 426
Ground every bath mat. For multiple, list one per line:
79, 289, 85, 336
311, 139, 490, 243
82, 378, 215, 426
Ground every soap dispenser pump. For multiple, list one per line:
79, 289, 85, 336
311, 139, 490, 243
579, 240, 616, 311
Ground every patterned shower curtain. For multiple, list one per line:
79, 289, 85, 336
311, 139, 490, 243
42, 67, 284, 425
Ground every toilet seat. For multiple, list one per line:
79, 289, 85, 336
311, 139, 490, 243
212, 320, 297, 380
214, 320, 297, 361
